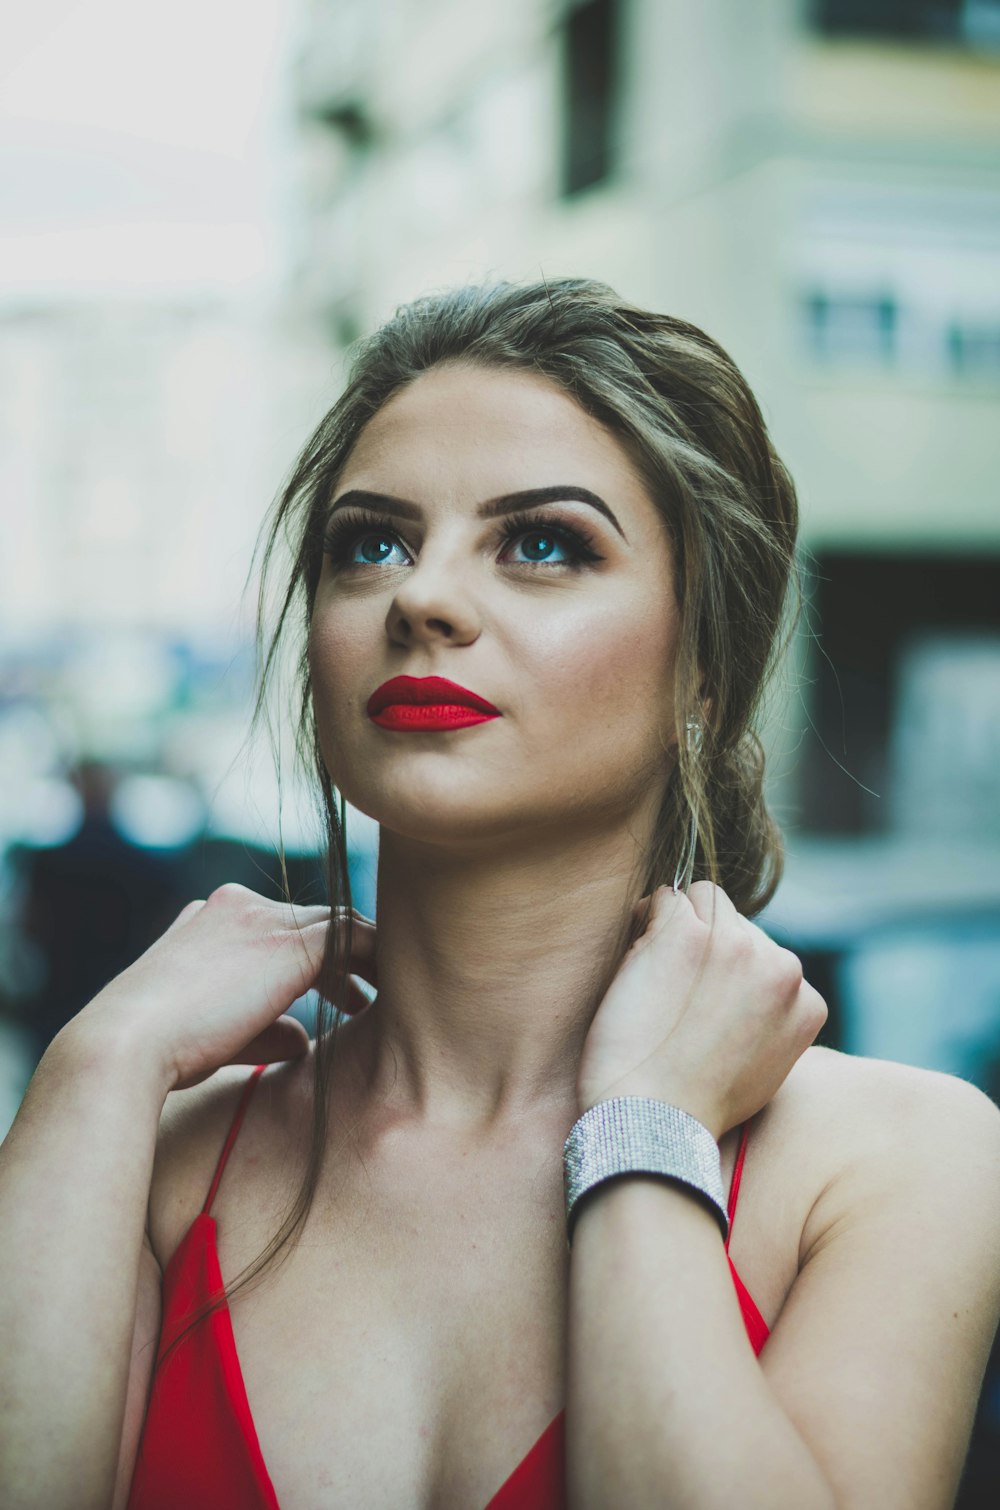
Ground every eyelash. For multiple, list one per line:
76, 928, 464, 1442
320, 507, 605, 572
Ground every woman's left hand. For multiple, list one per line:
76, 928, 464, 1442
576, 882, 827, 1138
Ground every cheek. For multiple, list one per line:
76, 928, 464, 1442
308, 600, 370, 697
307, 606, 374, 771
514, 590, 678, 766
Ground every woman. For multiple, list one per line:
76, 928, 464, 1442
2, 278, 998, 1510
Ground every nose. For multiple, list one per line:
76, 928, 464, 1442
384, 549, 482, 649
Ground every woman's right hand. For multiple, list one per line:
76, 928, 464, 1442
67, 884, 376, 1092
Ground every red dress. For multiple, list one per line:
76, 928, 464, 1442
127, 1064, 769, 1509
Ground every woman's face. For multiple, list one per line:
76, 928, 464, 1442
308, 361, 680, 849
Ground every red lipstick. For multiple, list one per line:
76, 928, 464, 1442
367, 675, 501, 732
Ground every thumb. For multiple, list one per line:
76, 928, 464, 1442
228, 1013, 310, 1067
626, 893, 656, 948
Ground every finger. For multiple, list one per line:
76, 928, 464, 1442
345, 914, 377, 984
350, 954, 378, 989
341, 906, 375, 925
333, 905, 376, 927
625, 893, 654, 944
656, 882, 702, 923
283, 903, 334, 926
314, 949, 375, 1000
633, 886, 688, 941
281, 910, 378, 989
686, 881, 738, 929
309, 977, 373, 1017
323, 909, 378, 985
230, 1014, 310, 1065
343, 977, 376, 1016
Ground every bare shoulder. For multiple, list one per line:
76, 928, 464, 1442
773, 1044, 1000, 1162
147, 1056, 307, 1269
724, 1046, 1000, 1323
747, 1050, 1000, 1506
764, 1046, 1000, 1263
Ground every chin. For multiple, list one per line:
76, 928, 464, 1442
334, 771, 551, 852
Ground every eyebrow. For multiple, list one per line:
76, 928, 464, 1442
326, 485, 627, 540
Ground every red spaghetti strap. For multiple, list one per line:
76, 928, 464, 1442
724, 1119, 752, 1252
201, 1064, 268, 1217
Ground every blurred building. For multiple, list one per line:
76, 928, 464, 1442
3, 0, 998, 1073
289, 0, 1000, 1071
0, 293, 368, 1071
0, 300, 333, 646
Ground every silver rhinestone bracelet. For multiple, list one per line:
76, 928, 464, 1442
563, 1097, 729, 1245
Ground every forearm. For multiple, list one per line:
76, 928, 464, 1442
0, 1019, 171, 1510
566, 1178, 837, 1510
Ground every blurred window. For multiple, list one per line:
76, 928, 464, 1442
799, 553, 1000, 835
889, 633, 1000, 841
793, 182, 1000, 386
802, 289, 898, 365
836, 913, 1000, 1090
559, 0, 622, 197
947, 320, 1000, 379
308, 100, 376, 155
811, 0, 1000, 48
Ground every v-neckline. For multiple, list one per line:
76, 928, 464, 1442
164, 1086, 763, 1510
193, 1211, 564, 1510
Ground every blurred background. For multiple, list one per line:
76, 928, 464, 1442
1, 0, 998, 1498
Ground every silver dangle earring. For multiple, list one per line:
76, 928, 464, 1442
672, 718, 703, 896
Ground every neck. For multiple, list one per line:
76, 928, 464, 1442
343, 819, 652, 1136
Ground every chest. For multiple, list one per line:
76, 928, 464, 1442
214, 1149, 572, 1510
153, 1098, 800, 1510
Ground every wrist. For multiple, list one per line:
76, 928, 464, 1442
576, 1077, 725, 1142
563, 1096, 729, 1245
54, 1006, 176, 1103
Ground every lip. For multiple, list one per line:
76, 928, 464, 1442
367, 676, 500, 716
367, 675, 501, 731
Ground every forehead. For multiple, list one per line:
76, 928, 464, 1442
337, 362, 654, 516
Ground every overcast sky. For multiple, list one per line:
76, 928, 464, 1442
0, 0, 296, 301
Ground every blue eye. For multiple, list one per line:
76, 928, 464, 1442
350, 534, 408, 566
499, 511, 602, 569
322, 512, 412, 569
508, 531, 573, 564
